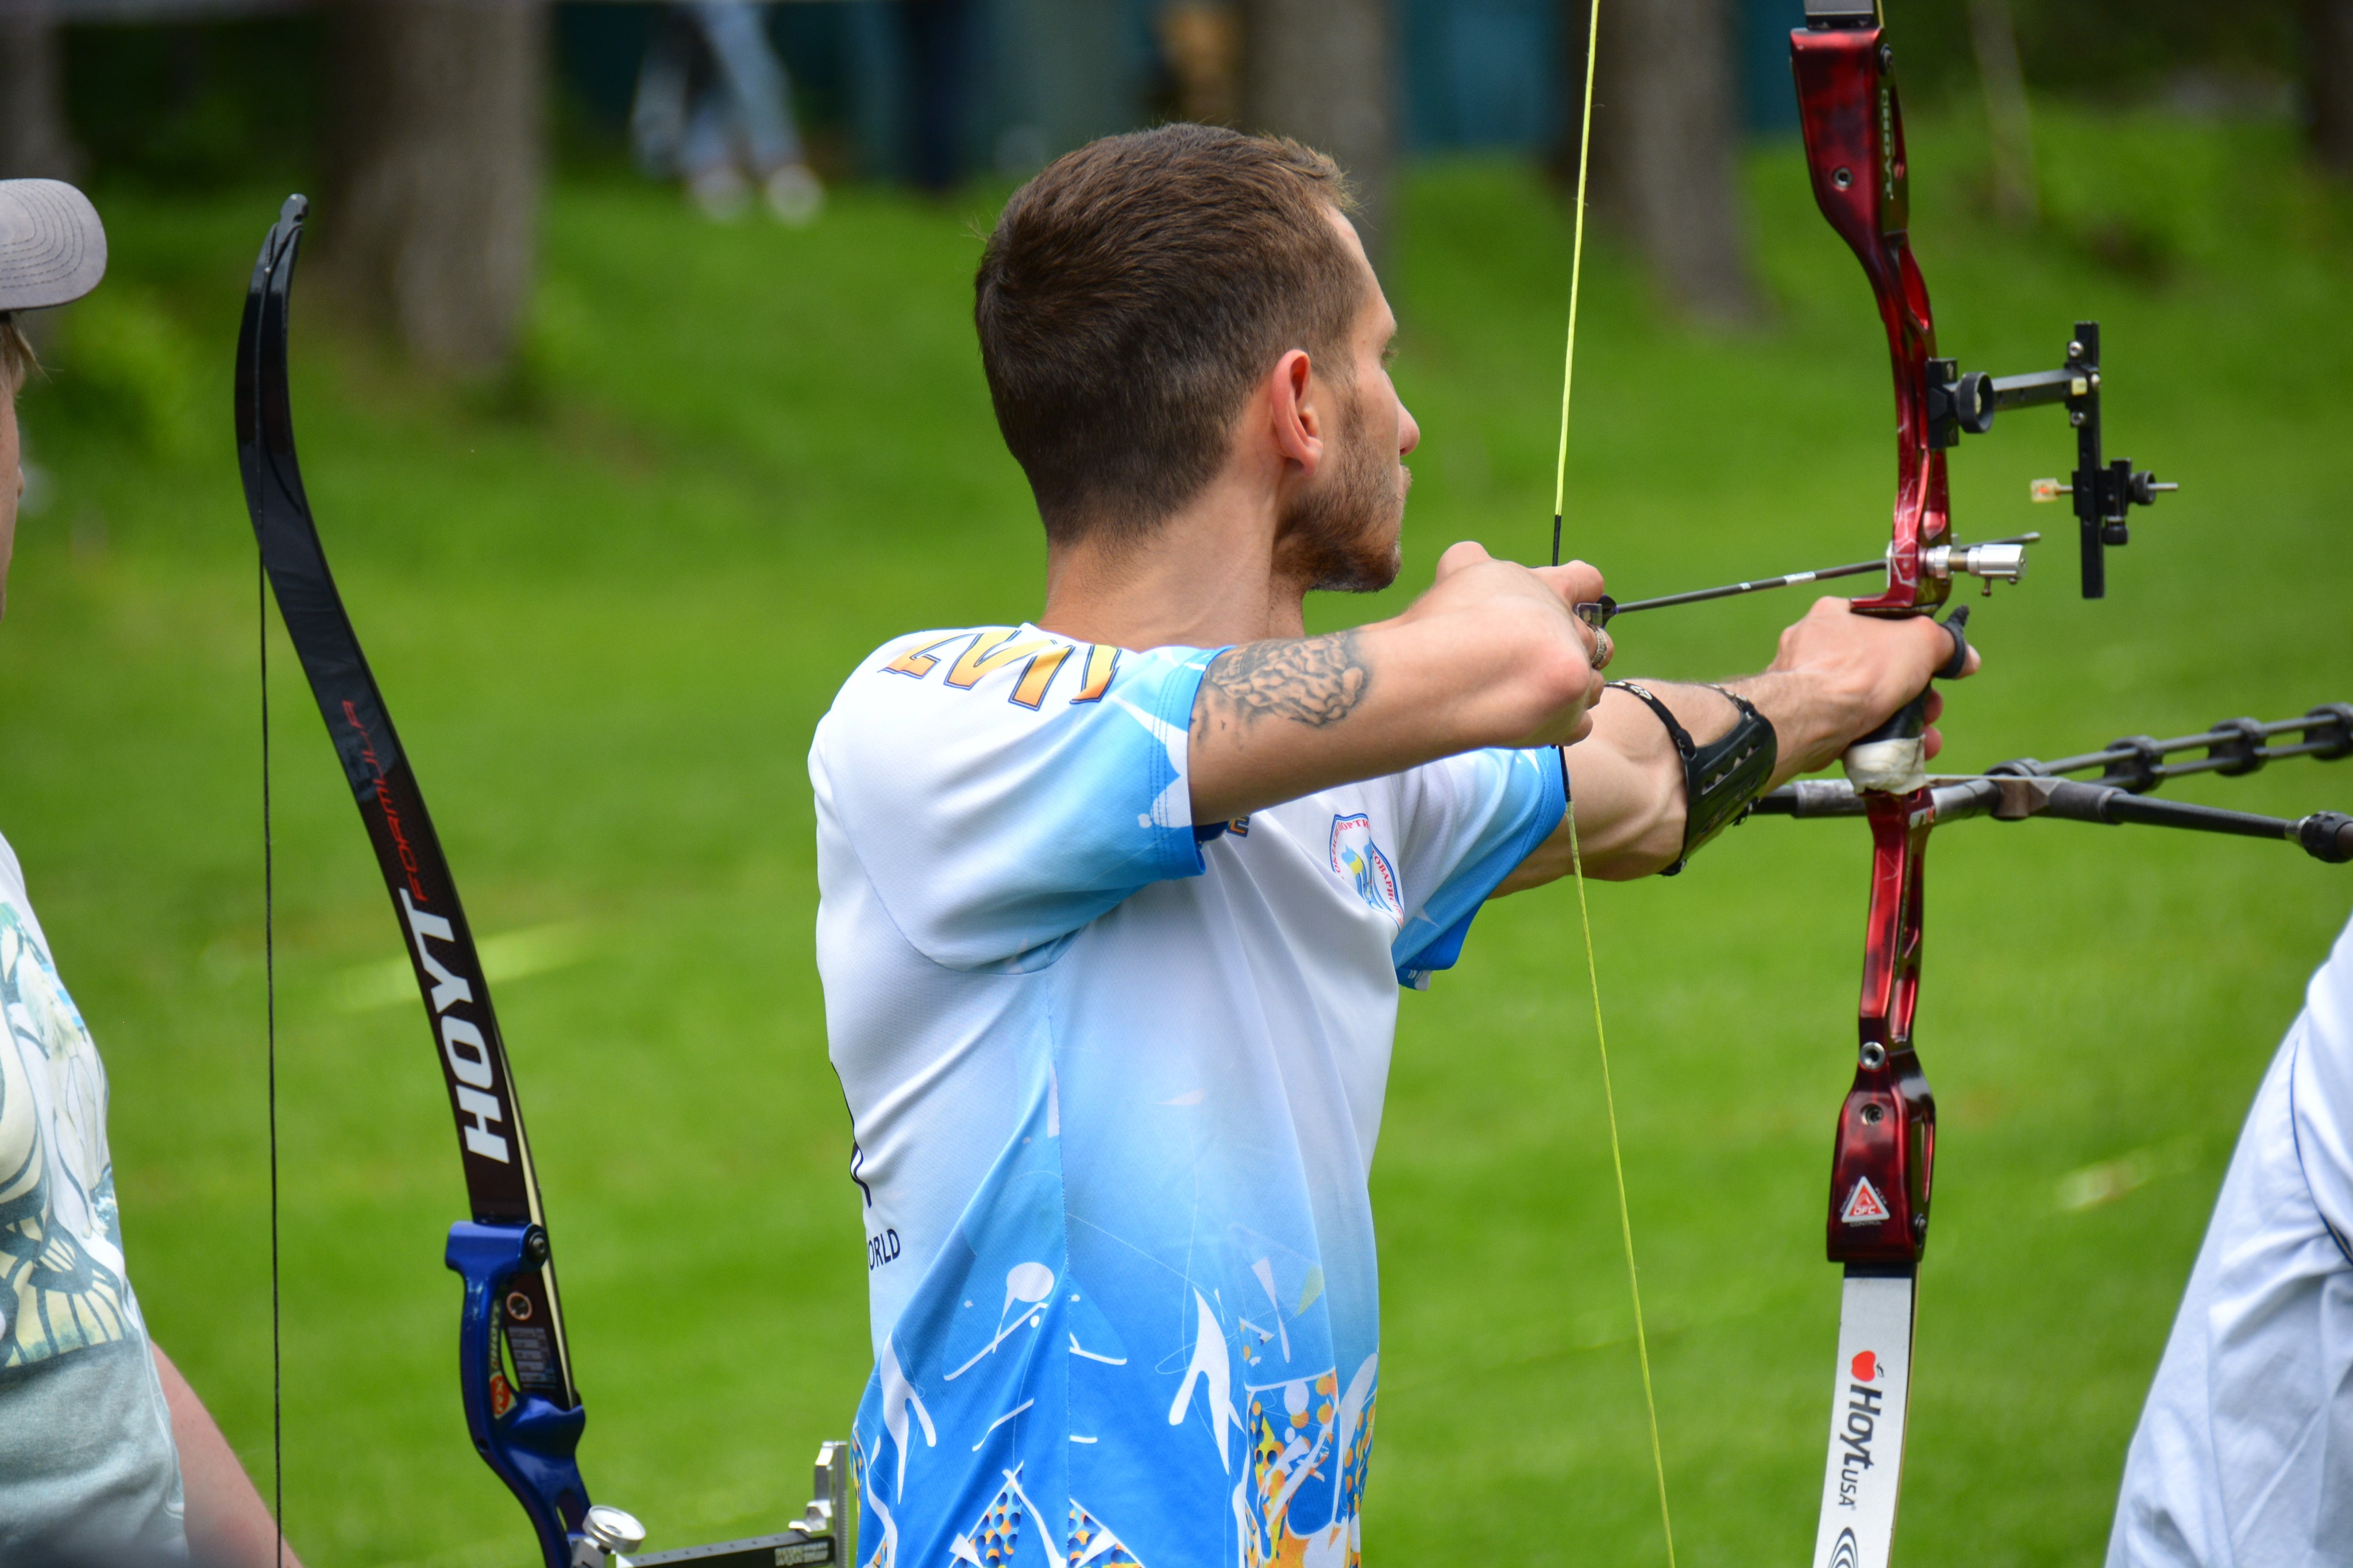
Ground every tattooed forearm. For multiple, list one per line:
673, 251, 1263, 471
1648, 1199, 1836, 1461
1197, 631, 1372, 735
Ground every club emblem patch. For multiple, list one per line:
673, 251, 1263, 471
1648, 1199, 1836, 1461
1328, 813, 1403, 927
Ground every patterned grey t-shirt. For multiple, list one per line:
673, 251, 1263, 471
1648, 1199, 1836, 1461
0, 829, 184, 1555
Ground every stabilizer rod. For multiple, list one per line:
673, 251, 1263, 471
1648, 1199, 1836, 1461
1758, 776, 2353, 864
1990, 705, 2353, 794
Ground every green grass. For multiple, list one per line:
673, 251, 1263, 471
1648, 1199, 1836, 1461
10, 104, 2350, 1567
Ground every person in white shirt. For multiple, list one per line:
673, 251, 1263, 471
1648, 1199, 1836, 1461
2107, 907, 2353, 1567
810, 125, 1968, 1567
0, 180, 300, 1567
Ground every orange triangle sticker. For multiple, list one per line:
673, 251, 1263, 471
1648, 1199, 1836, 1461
1841, 1177, 1891, 1225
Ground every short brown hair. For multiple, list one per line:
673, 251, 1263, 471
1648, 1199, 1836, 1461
0, 314, 33, 398
975, 124, 1366, 546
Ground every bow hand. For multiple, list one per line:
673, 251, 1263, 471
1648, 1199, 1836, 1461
1731, 597, 1980, 783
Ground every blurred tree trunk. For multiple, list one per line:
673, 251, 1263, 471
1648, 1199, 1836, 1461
1557, 0, 1758, 326
319, 0, 547, 374
1242, 0, 1395, 270
0, 0, 83, 181
2308, 0, 2353, 179
1968, 0, 2038, 225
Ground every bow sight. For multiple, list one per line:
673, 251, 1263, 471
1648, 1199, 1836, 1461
1794, 0, 2176, 617
1924, 322, 2176, 598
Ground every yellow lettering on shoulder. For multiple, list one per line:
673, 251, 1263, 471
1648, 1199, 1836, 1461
1009, 644, 1074, 709
1071, 644, 1119, 704
884, 633, 971, 680
946, 629, 1047, 688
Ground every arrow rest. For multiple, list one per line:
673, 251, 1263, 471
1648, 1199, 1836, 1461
1571, 532, 2035, 631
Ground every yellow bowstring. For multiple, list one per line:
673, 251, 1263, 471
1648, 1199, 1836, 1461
1565, 809, 1676, 1568
1553, 1, 1677, 1563
1551, 0, 1603, 549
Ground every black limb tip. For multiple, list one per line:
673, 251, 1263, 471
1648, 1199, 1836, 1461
2302, 812, 2353, 864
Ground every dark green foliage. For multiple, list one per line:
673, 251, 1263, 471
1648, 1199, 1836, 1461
1879, 0, 2301, 107
59, 19, 324, 193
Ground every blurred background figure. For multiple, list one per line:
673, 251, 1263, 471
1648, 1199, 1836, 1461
1156, 1, 1241, 126
900, 0, 975, 194
631, 1, 823, 223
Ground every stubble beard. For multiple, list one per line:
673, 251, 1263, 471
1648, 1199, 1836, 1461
1271, 385, 1407, 595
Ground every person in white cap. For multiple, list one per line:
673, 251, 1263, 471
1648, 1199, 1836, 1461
0, 179, 302, 1567
2107, 902, 2353, 1567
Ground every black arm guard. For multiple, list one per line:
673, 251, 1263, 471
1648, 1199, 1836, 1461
1611, 681, 1780, 875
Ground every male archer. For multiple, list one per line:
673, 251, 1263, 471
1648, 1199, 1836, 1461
810, 125, 1968, 1565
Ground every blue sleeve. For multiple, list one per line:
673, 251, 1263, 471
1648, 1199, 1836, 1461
1391, 747, 1568, 989
811, 628, 1222, 971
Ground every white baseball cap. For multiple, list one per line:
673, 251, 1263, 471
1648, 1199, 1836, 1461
0, 179, 106, 313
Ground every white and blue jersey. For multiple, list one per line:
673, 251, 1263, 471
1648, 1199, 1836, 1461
811, 624, 1564, 1567
2107, 907, 2353, 1567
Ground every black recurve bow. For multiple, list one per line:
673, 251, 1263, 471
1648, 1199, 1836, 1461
236, 196, 848, 1568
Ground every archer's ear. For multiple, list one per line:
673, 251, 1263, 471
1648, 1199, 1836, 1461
1267, 348, 1324, 473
